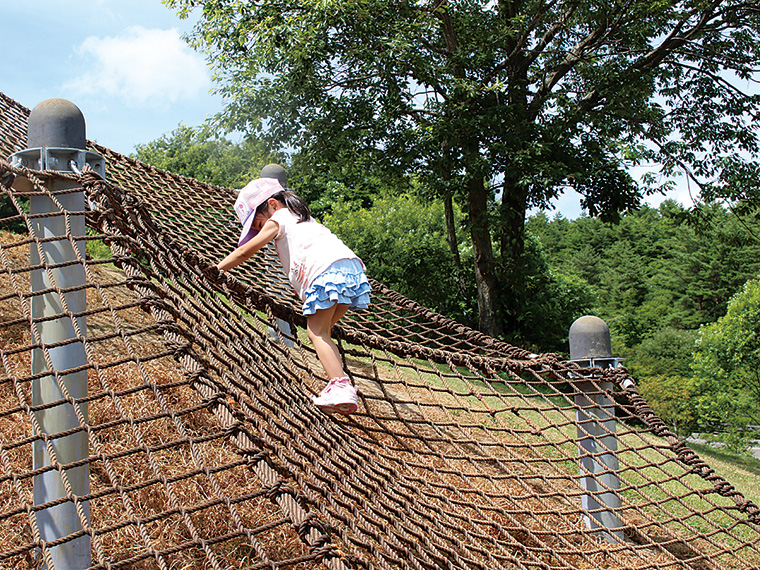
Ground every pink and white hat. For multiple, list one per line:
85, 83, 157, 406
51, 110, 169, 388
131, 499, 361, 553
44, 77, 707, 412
234, 177, 284, 246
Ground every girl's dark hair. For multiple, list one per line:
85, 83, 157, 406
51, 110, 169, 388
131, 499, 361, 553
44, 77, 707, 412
255, 190, 311, 223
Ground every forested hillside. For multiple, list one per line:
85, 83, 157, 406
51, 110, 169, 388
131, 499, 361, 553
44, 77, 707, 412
527, 201, 760, 447
528, 201, 760, 341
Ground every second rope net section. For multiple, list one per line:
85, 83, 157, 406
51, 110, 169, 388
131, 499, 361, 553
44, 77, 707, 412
87, 166, 760, 570
0, 149, 757, 569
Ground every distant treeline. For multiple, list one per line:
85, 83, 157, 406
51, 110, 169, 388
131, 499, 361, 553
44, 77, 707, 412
527, 201, 760, 447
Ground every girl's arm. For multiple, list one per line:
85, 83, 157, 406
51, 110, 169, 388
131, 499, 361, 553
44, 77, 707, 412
217, 219, 279, 272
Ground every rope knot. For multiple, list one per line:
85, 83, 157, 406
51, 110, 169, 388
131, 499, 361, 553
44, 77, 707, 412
245, 449, 270, 464
201, 392, 226, 409
223, 420, 244, 437
298, 512, 327, 539
311, 544, 342, 563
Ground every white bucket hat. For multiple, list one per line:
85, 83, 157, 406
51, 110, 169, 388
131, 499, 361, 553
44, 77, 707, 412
234, 177, 284, 246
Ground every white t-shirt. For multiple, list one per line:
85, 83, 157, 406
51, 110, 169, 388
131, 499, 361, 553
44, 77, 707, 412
271, 208, 361, 300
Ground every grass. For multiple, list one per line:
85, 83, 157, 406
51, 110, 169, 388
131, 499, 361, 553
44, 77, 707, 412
686, 443, 760, 508
85, 232, 119, 268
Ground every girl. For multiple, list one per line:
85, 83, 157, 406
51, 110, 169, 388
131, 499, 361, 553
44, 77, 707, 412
217, 177, 371, 414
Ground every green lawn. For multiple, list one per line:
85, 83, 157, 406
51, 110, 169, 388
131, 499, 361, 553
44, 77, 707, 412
687, 443, 760, 509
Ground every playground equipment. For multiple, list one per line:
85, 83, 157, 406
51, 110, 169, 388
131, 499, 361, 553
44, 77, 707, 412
0, 92, 758, 569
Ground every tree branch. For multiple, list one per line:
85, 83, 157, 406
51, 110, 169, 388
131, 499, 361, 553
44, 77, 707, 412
670, 60, 757, 99
502, 0, 571, 68
478, 0, 576, 91
575, 0, 726, 114
648, 136, 706, 198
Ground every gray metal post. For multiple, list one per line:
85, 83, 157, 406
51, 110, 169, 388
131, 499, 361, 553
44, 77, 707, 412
569, 315, 629, 543
10, 99, 103, 568
259, 163, 294, 347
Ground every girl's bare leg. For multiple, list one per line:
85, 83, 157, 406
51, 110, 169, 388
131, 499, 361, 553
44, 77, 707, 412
330, 304, 349, 329
307, 304, 348, 379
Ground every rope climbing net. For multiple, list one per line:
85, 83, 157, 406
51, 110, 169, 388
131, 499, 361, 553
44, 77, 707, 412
0, 91, 758, 569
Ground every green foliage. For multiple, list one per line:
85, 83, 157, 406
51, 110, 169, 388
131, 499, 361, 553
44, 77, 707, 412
322, 193, 477, 324
0, 193, 27, 234
691, 278, 760, 437
513, 233, 596, 352
85, 231, 113, 262
166, 0, 760, 335
131, 124, 282, 189
299, 177, 387, 222
626, 327, 698, 379
639, 374, 699, 438
530, 202, 760, 435
528, 201, 760, 346
706, 427, 755, 456
625, 328, 700, 436
658, 204, 760, 329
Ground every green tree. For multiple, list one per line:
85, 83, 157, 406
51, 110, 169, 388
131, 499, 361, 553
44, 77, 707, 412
322, 193, 478, 324
132, 124, 282, 188
691, 278, 760, 438
326, 194, 594, 351
625, 327, 700, 437
530, 201, 760, 347
167, 0, 760, 338
516, 233, 597, 352
660, 204, 760, 328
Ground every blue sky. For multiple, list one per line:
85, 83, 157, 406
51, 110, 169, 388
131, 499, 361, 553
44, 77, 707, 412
1, 0, 700, 218
1, 0, 223, 156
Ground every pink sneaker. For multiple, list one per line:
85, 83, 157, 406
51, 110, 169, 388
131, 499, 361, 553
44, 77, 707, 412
312, 377, 358, 415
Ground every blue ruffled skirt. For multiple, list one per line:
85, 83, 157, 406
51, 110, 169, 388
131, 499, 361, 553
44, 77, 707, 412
302, 258, 372, 316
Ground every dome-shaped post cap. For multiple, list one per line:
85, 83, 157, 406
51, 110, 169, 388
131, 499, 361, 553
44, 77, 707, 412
569, 315, 612, 361
27, 98, 86, 149
259, 163, 287, 188
9, 98, 105, 184
568, 315, 630, 384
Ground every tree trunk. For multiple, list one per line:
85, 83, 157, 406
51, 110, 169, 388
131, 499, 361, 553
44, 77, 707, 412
440, 144, 469, 297
467, 173, 502, 337
437, 5, 501, 336
499, 172, 528, 333
498, 49, 531, 335
443, 193, 469, 297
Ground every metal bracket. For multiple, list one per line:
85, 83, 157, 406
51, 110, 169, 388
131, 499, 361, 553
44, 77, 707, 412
10, 147, 105, 177
569, 357, 634, 389
569, 357, 625, 369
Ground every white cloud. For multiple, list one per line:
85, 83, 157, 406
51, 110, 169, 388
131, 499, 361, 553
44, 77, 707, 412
63, 26, 210, 107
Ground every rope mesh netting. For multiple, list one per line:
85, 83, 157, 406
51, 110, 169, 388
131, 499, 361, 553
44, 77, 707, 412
1, 91, 759, 569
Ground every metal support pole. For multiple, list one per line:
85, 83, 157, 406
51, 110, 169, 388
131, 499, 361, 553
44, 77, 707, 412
569, 315, 625, 543
259, 164, 294, 348
10, 99, 103, 568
